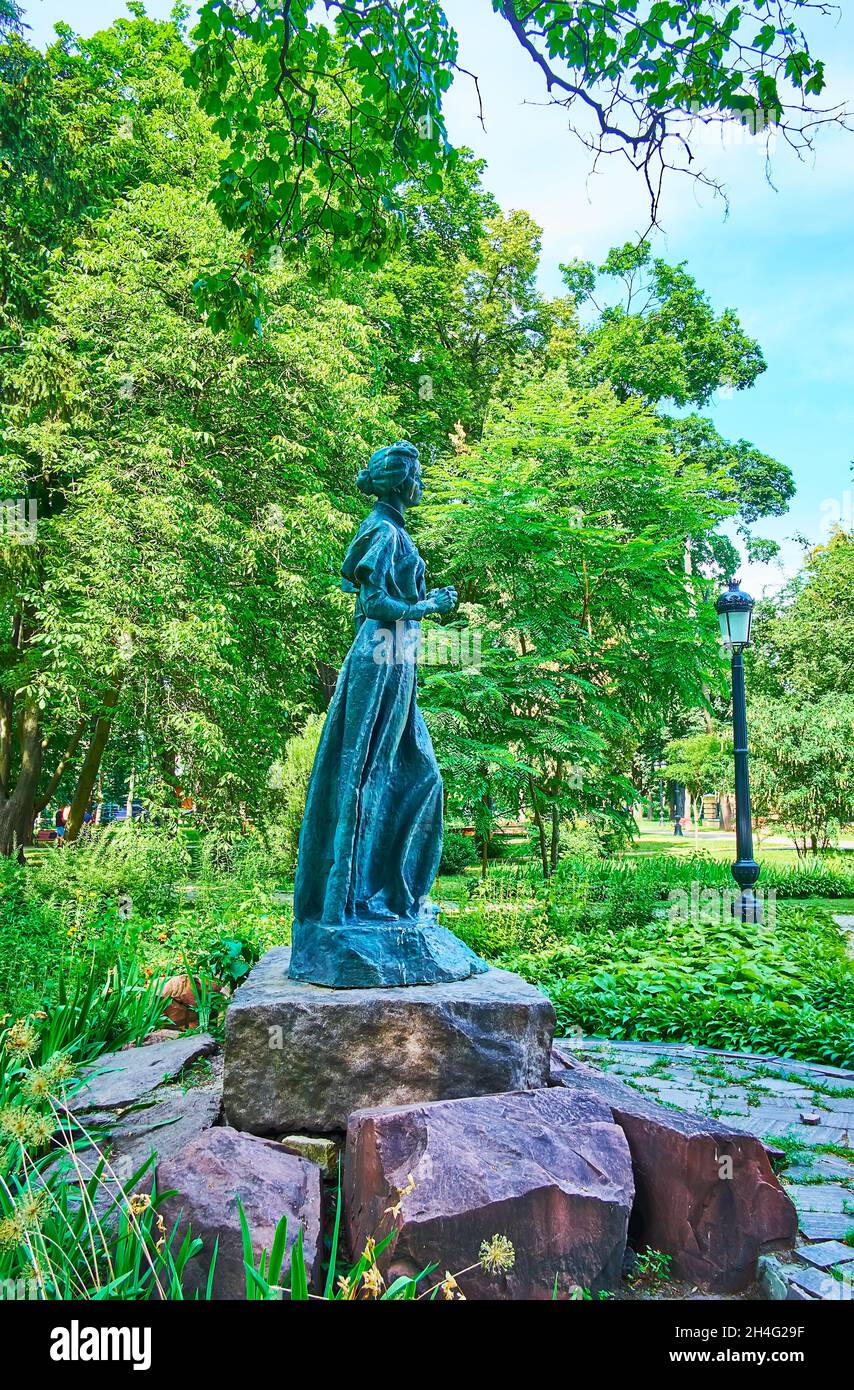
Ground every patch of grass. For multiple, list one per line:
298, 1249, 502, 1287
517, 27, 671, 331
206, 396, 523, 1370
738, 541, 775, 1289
817, 1143, 854, 1163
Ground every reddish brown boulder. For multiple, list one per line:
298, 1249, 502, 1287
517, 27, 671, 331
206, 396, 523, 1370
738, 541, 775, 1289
160, 974, 224, 1030
157, 1126, 322, 1299
345, 1088, 634, 1299
550, 1045, 797, 1292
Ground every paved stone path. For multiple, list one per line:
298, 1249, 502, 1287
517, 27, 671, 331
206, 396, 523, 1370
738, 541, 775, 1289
568, 1038, 854, 1301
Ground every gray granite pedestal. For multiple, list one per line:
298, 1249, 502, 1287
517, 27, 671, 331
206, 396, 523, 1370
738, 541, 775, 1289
223, 946, 555, 1133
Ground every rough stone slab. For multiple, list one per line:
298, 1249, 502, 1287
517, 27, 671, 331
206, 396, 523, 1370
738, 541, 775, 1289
69, 1078, 222, 1217
786, 1183, 851, 1213
810, 1155, 854, 1181
223, 947, 555, 1134
788, 1265, 849, 1300
345, 1087, 634, 1300
797, 1241, 854, 1270
550, 1045, 797, 1293
756, 1255, 789, 1300
280, 1135, 341, 1179
798, 1211, 853, 1241
71, 1035, 217, 1113
157, 1126, 323, 1300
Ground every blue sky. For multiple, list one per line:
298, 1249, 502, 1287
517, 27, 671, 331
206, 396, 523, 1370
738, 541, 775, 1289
21, 0, 854, 593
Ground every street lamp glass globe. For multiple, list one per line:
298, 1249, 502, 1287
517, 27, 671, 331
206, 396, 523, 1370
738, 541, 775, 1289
715, 580, 754, 651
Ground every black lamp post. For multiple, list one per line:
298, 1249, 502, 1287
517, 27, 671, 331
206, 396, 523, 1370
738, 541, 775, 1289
715, 578, 761, 924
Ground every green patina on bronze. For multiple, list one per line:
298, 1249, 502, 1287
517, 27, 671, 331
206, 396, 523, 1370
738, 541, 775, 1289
290, 442, 487, 989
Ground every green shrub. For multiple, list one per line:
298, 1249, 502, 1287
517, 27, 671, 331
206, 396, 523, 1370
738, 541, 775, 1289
440, 830, 478, 876
197, 826, 295, 888
448, 875, 854, 1067
36, 824, 190, 918
266, 713, 325, 880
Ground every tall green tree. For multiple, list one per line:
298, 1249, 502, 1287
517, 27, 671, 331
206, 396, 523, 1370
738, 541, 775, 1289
0, 175, 397, 853
349, 153, 548, 452
417, 369, 731, 866
662, 731, 727, 845
750, 695, 854, 855
752, 530, 854, 704
0, 3, 213, 344
558, 242, 794, 560
0, 10, 405, 855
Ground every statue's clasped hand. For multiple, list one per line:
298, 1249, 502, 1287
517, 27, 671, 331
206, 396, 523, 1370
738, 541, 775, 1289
427, 587, 457, 615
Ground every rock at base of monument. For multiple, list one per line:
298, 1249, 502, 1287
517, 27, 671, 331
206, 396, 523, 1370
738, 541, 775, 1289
289, 917, 488, 988
223, 947, 555, 1134
156, 1126, 322, 1300
550, 1044, 798, 1293
345, 1088, 634, 1299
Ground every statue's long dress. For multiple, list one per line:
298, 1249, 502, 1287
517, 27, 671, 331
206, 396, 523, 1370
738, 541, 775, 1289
290, 502, 486, 988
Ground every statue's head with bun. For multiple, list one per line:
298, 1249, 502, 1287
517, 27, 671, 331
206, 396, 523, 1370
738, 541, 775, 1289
357, 441, 423, 510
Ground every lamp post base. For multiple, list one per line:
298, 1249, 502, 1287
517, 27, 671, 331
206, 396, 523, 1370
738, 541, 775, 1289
732, 890, 762, 925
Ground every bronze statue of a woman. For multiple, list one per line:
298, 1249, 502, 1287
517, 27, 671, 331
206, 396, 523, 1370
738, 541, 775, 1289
289, 441, 486, 989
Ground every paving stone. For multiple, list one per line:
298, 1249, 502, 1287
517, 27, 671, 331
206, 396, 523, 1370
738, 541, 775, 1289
791, 1126, 849, 1145
797, 1211, 854, 1241
788, 1265, 850, 1300
810, 1156, 854, 1181
759, 1081, 815, 1100
796, 1241, 854, 1270
786, 1184, 852, 1214
818, 1101, 854, 1122
815, 1078, 854, 1095
786, 1281, 812, 1300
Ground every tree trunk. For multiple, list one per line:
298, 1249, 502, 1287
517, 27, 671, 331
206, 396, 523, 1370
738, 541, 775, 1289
550, 802, 560, 874
34, 718, 86, 814
528, 774, 550, 880
0, 699, 43, 860
65, 689, 120, 844
0, 691, 12, 802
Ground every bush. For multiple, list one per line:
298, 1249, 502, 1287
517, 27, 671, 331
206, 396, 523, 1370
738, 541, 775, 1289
440, 830, 478, 875
267, 714, 325, 880
36, 824, 190, 918
197, 825, 295, 888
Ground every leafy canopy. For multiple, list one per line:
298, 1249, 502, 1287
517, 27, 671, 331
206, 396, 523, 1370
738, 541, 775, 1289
188, 0, 847, 301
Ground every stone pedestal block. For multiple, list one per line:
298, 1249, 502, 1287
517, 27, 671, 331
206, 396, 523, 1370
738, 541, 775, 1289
345, 1088, 634, 1298
223, 947, 555, 1134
